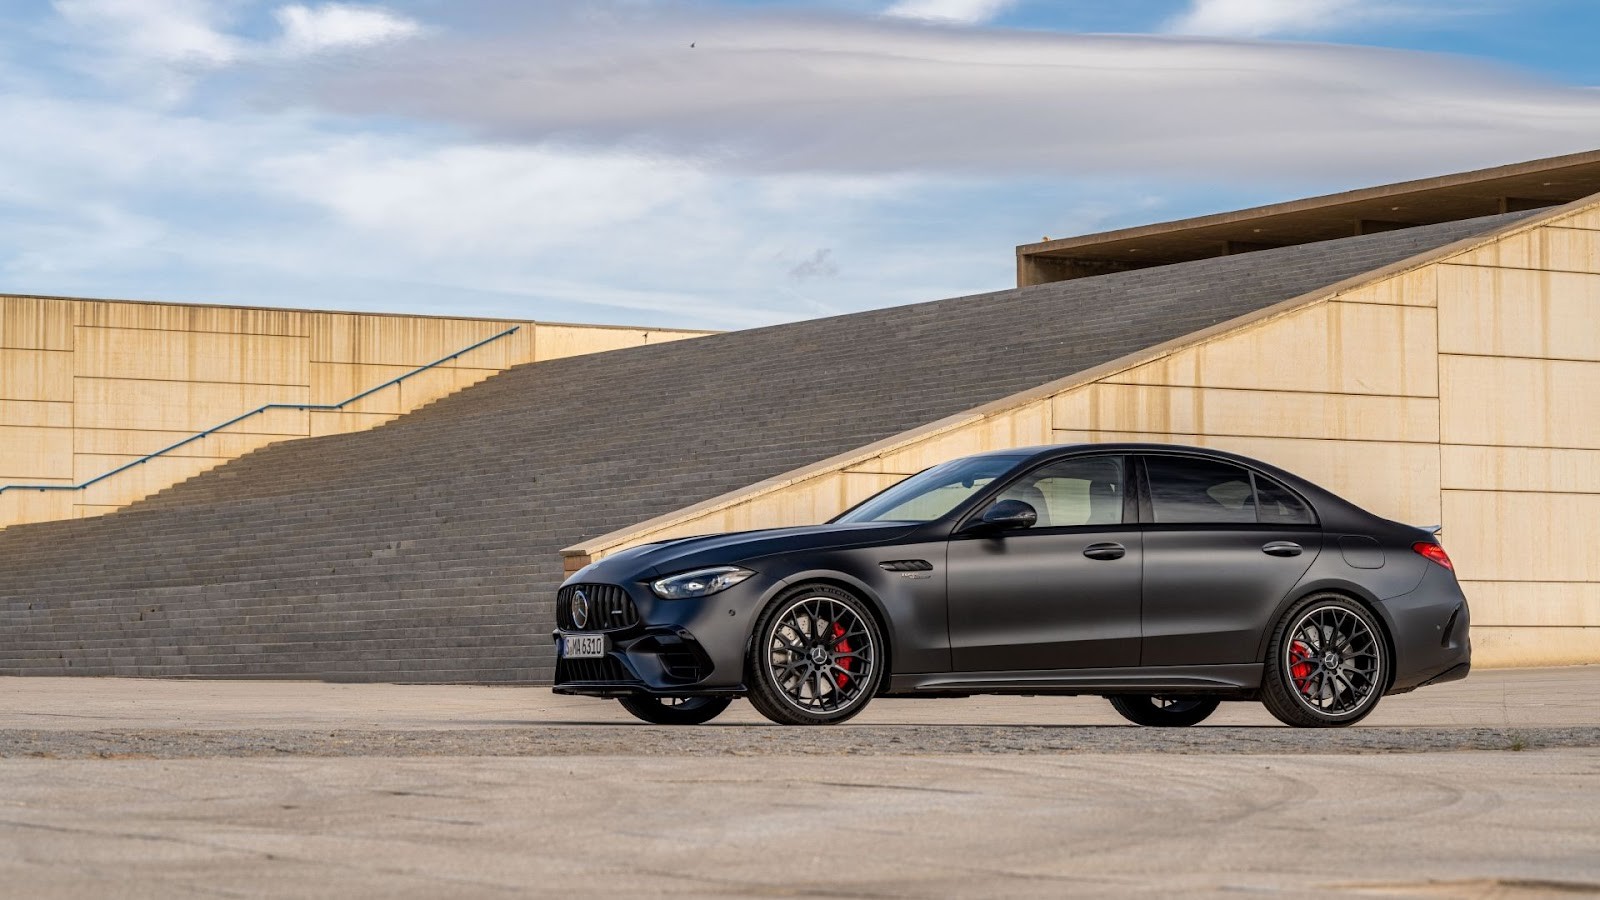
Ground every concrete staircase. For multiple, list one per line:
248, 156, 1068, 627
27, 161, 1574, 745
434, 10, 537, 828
0, 213, 1530, 682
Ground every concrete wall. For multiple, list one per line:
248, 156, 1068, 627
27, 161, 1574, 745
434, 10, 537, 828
1434, 207, 1600, 666
0, 295, 710, 529
566, 202, 1600, 668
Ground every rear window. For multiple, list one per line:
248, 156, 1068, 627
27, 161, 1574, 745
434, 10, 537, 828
1255, 473, 1314, 525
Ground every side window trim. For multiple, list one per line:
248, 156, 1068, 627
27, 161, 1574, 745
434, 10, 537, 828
1135, 455, 1153, 526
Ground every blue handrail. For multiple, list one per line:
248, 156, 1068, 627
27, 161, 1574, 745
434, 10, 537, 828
0, 325, 520, 496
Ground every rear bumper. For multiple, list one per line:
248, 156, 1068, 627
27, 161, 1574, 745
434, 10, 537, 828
1417, 660, 1471, 688
1382, 564, 1472, 694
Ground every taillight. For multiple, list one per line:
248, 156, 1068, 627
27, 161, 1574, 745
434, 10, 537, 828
1413, 542, 1453, 571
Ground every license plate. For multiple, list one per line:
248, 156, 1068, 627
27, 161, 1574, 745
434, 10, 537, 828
562, 634, 606, 659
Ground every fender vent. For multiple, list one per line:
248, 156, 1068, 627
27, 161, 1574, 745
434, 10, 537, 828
879, 560, 933, 572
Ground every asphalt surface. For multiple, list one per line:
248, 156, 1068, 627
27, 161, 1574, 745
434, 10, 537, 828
2, 668, 1598, 898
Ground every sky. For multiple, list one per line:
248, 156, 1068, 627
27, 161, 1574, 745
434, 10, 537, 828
2, 1, 1598, 330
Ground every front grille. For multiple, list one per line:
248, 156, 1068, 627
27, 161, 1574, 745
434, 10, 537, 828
555, 655, 634, 684
557, 583, 640, 632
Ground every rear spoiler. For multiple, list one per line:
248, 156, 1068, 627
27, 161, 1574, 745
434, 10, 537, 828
1419, 524, 1444, 538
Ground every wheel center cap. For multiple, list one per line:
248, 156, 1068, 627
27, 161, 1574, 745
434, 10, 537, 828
809, 646, 830, 666
1323, 652, 1340, 667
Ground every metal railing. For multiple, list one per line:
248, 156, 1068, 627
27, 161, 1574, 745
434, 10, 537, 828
0, 325, 520, 497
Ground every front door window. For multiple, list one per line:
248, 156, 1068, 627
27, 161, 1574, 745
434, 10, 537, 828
992, 455, 1126, 528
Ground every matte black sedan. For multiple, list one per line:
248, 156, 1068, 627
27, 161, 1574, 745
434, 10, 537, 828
552, 444, 1470, 728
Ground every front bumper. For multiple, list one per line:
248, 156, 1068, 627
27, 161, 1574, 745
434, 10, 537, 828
552, 625, 737, 697
550, 578, 769, 696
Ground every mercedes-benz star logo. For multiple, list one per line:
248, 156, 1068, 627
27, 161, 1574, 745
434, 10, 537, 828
571, 589, 590, 630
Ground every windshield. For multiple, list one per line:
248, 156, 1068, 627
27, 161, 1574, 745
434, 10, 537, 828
834, 455, 1025, 524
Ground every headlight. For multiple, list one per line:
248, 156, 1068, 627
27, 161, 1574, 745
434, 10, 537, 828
649, 566, 755, 600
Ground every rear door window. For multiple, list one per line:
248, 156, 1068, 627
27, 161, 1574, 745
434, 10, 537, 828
1144, 456, 1257, 525
1143, 456, 1316, 525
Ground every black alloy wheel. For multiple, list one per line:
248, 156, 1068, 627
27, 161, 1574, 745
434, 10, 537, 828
1108, 695, 1221, 727
1261, 593, 1389, 727
746, 584, 885, 726
617, 695, 732, 725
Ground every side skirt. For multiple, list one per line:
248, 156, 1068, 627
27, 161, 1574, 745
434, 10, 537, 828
885, 663, 1262, 697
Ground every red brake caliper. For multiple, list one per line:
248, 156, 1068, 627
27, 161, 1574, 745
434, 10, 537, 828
1289, 640, 1314, 694
831, 622, 853, 690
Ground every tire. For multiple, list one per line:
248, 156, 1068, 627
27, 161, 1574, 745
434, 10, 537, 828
1107, 695, 1220, 727
617, 695, 732, 725
1260, 592, 1389, 728
745, 583, 886, 726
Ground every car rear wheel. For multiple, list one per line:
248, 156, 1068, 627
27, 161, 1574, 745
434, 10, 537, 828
746, 584, 885, 726
617, 695, 732, 725
1107, 695, 1220, 727
1261, 593, 1388, 728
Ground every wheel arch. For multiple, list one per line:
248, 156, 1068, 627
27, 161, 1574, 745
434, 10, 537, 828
750, 571, 896, 688
1259, 581, 1399, 694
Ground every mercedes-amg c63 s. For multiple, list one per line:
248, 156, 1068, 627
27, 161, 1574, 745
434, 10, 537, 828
552, 444, 1470, 728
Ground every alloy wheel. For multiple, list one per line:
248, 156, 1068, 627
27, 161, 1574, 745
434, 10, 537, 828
765, 595, 876, 715
1284, 605, 1382, 716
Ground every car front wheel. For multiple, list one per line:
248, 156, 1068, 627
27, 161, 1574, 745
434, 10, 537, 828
1260, 593, 1389, 728
1107, 695, 1220, 727
745, 584, 885, 726
617, 695, 732, 725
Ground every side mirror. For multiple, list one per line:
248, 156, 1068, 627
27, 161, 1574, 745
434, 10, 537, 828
975, 499, 1037, 532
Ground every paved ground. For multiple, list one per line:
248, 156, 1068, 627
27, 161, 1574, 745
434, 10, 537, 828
4, 664, 1595, 732
2, 668, 1598, 898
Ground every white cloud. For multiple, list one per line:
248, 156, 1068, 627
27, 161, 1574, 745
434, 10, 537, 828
273, 3, 423, 56
45, 0, 421, 102
0, 88, 1001, 329
13, 1, 1600, 332
260, 141, 709, 256
295, 10, 1600, 182
883, 0, 1017, 25
1164, 0, 1424, 37
51, 0, 240, 65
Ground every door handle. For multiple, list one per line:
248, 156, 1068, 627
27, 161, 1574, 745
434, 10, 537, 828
1262, 541, 1303, 557
1083, 542, 1126, 561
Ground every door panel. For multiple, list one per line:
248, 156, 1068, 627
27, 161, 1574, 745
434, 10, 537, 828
945, 453, 1141, 672
1136, 454, 1323, 666
948, 528, 1143, 670
1139, 527, 1321, 666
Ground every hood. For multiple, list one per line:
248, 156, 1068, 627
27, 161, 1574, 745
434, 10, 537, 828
569, 522, 919, 584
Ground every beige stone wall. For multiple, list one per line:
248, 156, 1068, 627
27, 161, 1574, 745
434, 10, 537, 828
1434, 207, 1600, 667
1, 295, 709, 528
565, 202, 1600, 667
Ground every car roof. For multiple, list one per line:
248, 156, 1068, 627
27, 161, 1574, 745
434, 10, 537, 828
967, 441, 1232, 461
973, 441, 1321, 488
